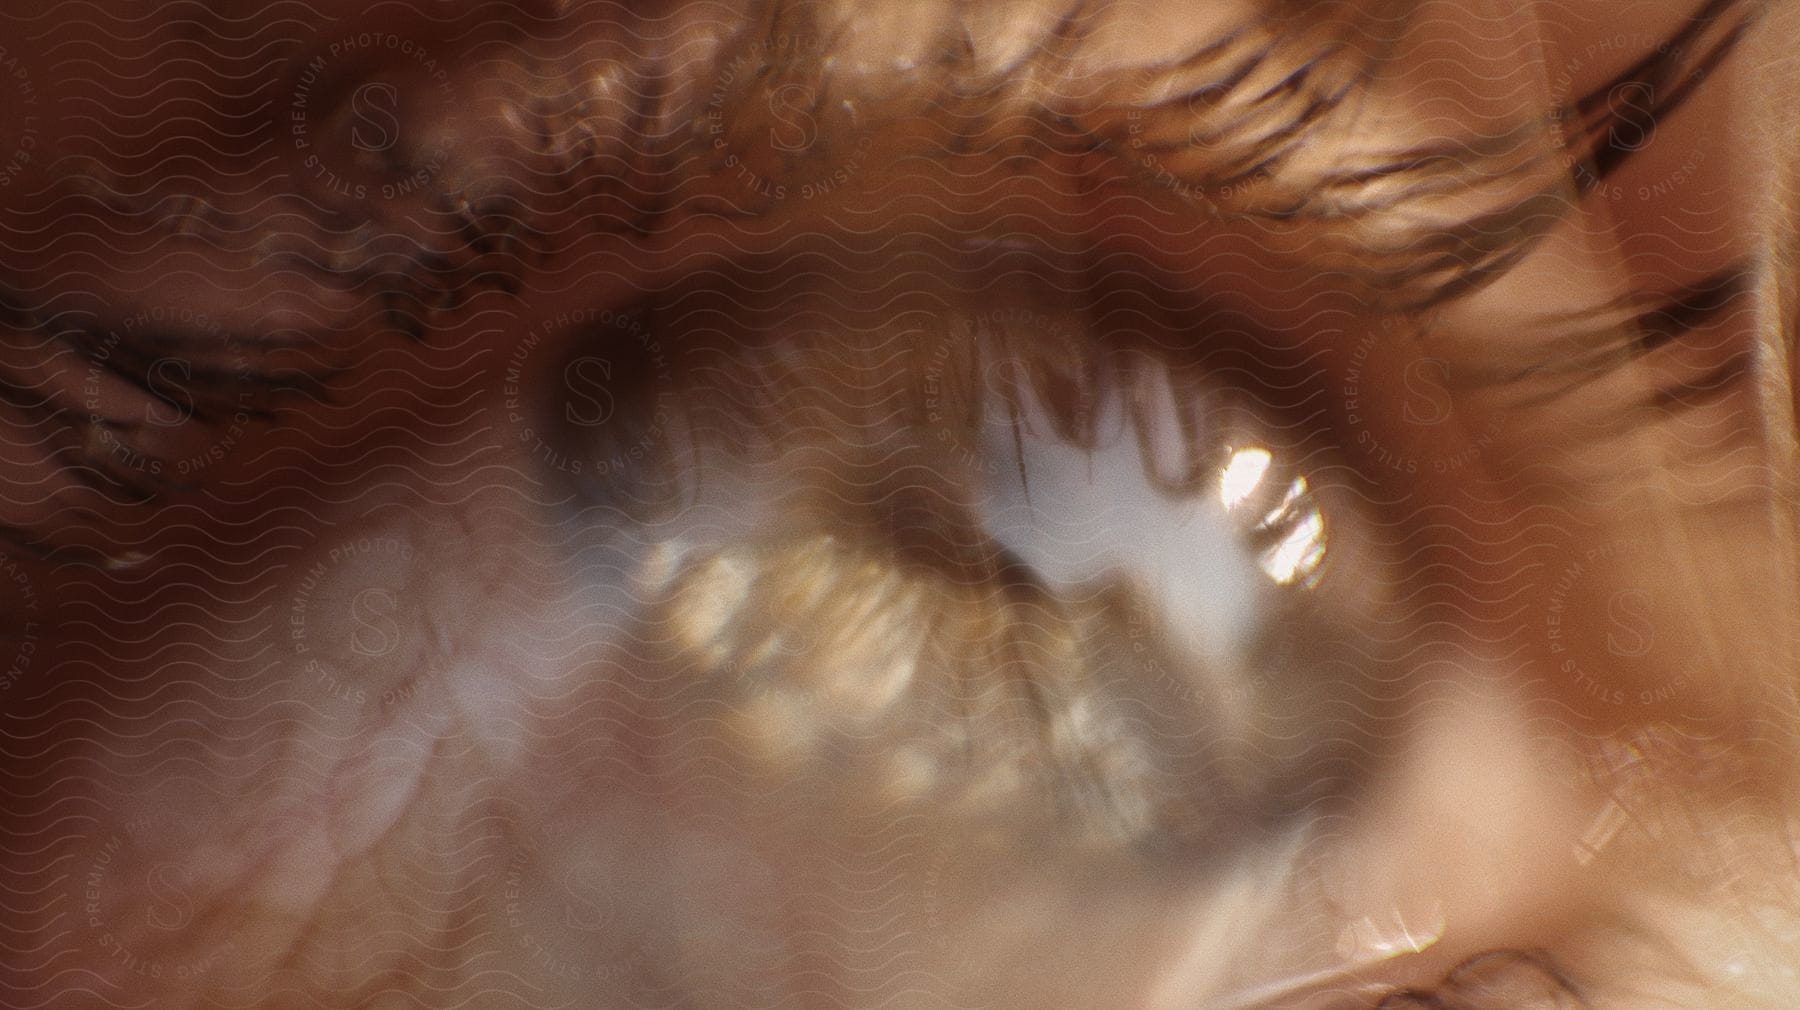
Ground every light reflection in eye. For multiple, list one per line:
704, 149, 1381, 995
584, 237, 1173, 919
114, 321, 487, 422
1219, 445, 1329, 587
1262, 503, 1326, 587
1218, 446, 1274, 510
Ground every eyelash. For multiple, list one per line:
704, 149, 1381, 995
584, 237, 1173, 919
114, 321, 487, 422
1473, 263, 1753, 418
53, 0, 1742, 323
1563, 0, 1753, 183
0, 311, 311, 530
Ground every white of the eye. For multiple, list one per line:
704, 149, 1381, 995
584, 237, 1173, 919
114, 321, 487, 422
974, 377, 1265, 670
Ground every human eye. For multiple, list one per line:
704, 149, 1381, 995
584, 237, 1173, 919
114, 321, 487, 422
2, 2, 1796, 1009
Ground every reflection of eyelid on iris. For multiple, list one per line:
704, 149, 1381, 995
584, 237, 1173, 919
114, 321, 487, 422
475, 239, 1656, 536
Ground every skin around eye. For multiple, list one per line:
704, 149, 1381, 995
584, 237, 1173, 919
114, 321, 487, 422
0, 2, 1796, 1010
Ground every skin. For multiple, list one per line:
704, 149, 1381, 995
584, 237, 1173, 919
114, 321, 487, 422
1, 1, 1797, 1007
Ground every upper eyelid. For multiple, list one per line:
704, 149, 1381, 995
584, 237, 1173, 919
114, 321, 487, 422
9, 7, 1753, 427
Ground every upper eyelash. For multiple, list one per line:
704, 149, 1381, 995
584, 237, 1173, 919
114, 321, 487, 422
1563, 0, 1757, 184
65, 2, 1745, 333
